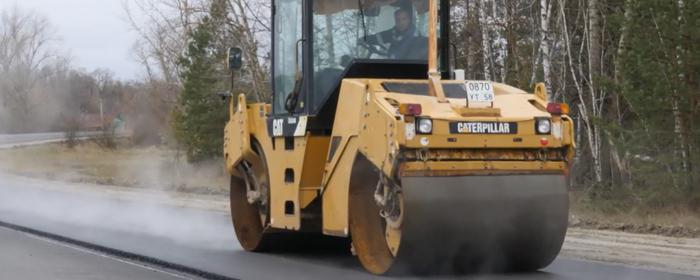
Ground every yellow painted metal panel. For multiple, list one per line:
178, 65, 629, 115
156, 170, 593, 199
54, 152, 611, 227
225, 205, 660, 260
322, 137, 359, 237
322, 80, 366, 186
266, 136, 312, 231
223, 95, 251, 174
299, 136, 331, 208
401, 161, 567, 176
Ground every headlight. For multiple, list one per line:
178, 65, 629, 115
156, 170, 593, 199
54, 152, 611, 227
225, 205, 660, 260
536, 118, 551, 134
417, 118, 433, 134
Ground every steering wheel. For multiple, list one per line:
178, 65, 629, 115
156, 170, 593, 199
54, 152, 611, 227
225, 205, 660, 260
358, 40, 389, 58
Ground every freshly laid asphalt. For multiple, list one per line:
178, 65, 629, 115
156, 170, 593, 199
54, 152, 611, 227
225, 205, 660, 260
0, 177, 698, 280
0, 226, 185, 280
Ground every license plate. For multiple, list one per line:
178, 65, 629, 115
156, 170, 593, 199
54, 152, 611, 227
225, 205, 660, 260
466, 81, 495, 104
449, 122, 518, 134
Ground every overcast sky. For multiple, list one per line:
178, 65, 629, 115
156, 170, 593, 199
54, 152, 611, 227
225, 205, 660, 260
4, 0, 142, 81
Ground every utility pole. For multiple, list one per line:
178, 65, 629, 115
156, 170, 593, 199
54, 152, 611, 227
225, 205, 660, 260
99, 94, 104, 130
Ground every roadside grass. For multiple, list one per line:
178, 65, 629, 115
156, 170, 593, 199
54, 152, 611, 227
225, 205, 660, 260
570, 188, 700, 237
0, 141, 228, 196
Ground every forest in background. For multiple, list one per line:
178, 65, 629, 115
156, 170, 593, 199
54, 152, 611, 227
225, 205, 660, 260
448, 0, 700, 214
1, 0, 698, 215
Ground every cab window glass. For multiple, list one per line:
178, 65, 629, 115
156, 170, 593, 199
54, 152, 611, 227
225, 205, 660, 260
311, 0, 440, 112
273, 0, 303, 114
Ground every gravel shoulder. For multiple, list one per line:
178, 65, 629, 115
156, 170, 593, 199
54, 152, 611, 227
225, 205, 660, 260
562, 227, 700, 277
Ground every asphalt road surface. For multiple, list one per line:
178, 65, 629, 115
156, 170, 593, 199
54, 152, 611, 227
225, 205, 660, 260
0, 176, 698, 280
0, 226, 187, 280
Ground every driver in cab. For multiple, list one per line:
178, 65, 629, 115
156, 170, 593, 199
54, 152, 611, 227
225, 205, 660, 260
362, 8, 426, 60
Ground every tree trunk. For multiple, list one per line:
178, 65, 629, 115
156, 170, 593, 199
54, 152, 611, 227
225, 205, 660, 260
610, 0, 634, 184
491, 0, 506, 83
230, 0, 271, 102
587, 0, 603, 183
478, 0, 492, 80
539, 0, 553, 96
673, 0, 691, 180
558, 0, 602, 183
588, 0, 601, 79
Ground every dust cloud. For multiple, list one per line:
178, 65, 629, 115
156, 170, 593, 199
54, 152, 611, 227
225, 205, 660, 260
0, 129, 233, 253
0, 56, 228, 249
0, 175, 235, 250
0, 4, 235, 254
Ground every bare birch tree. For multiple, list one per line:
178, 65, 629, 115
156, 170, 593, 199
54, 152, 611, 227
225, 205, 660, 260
672, 0, 691, 177
124, 0, 207, 84
478, 0, 493, 80
226, 0, 271, 101
124, 0, 271, 100
538, 0, 553, 96
0, 7, 60, 132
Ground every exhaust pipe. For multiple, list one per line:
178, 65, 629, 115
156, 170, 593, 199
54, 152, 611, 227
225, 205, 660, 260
427, 0, 447, 103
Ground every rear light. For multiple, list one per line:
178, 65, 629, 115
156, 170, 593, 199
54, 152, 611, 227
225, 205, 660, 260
399, 103, 422, 116
546, 103, 570, 115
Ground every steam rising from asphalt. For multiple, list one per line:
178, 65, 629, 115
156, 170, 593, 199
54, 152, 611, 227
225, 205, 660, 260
0, 4, 235, 257
0, 174, 235, 251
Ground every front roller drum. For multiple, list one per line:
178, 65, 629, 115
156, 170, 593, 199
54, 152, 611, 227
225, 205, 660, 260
231, 173, 272, 251
230, 142, 274, 252
349, 156, 569, 275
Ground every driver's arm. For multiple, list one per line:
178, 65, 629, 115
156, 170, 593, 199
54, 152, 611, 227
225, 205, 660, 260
360, 29, 393, 46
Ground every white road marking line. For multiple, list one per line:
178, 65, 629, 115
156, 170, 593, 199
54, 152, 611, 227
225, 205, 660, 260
23, 231, 194, 280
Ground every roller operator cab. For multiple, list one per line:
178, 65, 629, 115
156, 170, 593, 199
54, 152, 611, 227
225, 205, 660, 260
223, 0, 575, 275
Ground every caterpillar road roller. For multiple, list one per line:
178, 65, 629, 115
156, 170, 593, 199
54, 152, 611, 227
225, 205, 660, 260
223, 0, 574, 275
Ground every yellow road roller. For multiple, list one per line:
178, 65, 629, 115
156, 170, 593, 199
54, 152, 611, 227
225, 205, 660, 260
223, 0, 574, 275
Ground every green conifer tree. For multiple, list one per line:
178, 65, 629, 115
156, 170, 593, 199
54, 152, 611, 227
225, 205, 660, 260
173, 1, 228, 162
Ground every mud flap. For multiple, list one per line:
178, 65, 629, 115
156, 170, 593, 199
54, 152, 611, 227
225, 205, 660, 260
392, 175, 569, 274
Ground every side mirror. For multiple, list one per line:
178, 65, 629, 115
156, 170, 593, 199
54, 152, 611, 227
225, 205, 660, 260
217, 91, 233, 101
227, 47, 243, 71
